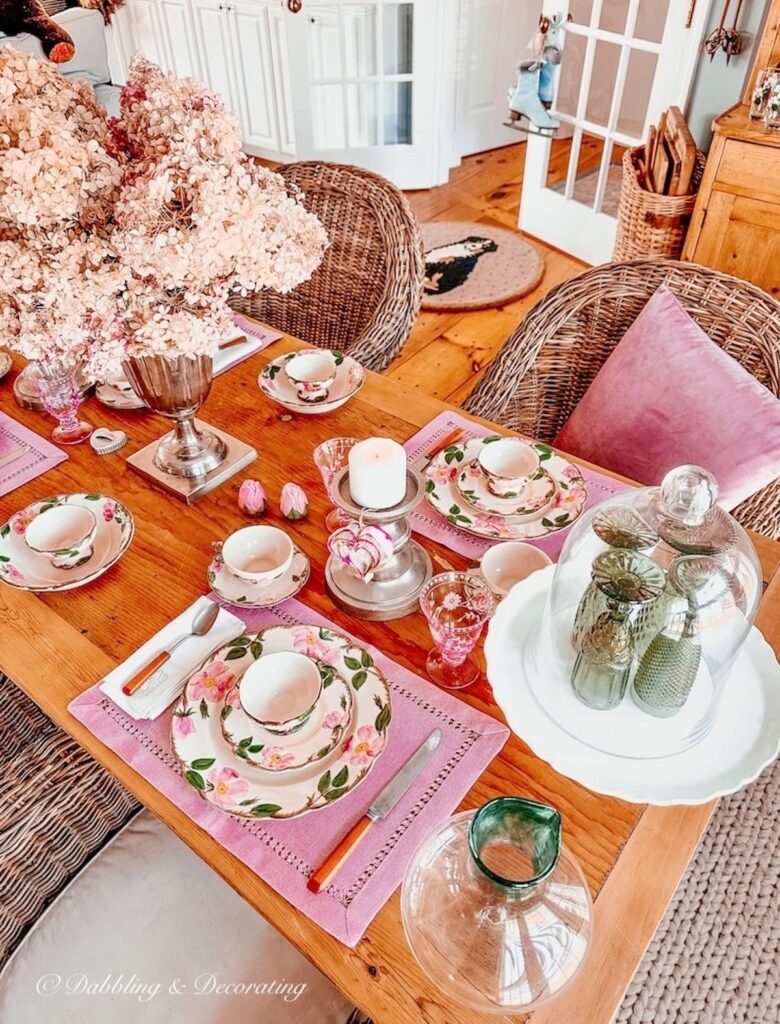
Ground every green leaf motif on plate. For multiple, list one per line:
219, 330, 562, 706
185, 770, 206, 791
199, 698, 209, 719
250, 640, 263, 660
443, 445, 465, 465
343, 655, 361, 671
225, 648, 247, 661
351, 670, 368, 690
0, 555, 9, 563
482, 435, 502, 444
319, 665, 335, 688
425, 480, 435, 494
0, 523, 9, 539
83, 493, 101, 501
331, 765, 348, 789
190, 758, 215, 770
375, 703, 391, 733
250, 804, 282, 817
324, 787, 348, 802
534, 444, 553, 462
332, 351, 345, 365
361, 650, 373, 668
317, 770, 331, 794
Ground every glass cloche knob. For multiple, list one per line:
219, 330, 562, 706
401, 797, 592, 1013
658, 465, 718, 526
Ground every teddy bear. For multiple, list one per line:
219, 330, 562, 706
0, 1, 124, 64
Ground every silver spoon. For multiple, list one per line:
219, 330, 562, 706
122, 602, 220, 696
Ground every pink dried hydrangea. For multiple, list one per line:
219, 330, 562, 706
0, 50, 327, 382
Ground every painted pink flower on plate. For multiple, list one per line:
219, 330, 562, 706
173, 709, 196, 738
261, 747, 296, 770
11, 508, 36, 534
427, 463, 459, 486
343, 725, 382, 766
189, 660, 235, 702
0, 562, 24, 583
103, 501, 115, 522
562, 465, 583, 481
207, 766, 248, 808
291, 626, 338, 664
322, 709, 346, 730
223, 685, 241, 709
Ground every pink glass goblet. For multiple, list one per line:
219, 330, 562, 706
419, 572, 496, 690
31, 361, 92, 445
313, 436, 358, 531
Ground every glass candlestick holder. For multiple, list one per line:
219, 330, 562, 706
324, 466, 433, 621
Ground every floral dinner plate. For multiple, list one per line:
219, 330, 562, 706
258, 349, 365, 415
171, 623, 392, 819
0, 493, 134, 592
219, 657, 354, 771
424, 437, 588, 540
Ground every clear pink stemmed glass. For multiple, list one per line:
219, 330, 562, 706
313, 436, 358, 531
30, 360, 92, 445
419, 572, 496, 690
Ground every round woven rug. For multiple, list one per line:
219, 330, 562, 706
421, 221, 544, 312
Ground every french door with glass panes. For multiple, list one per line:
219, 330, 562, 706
283, 0, 452, 188
521, 0, 713, 264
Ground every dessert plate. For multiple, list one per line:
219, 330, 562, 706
0, 493, 134, 592
258, 349, 365, 415
485, 565, 780, 805
424, 436, 588, 540
207, 546, 310, 607
456, 460, 556, 517
220, 658, 354, 771
171, 624, 392, 819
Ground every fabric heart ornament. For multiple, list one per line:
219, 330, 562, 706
327, 520, 394, 583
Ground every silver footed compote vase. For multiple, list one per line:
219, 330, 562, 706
124, 354, 227, 478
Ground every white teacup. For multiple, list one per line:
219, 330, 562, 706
221, 525, 293, 587
24, 504, 97, 570
239, 651, 322, 735
477, 438, 541, 498
284, 351, 338, 404
480, 541, 552, 598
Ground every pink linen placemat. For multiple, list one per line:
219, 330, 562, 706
0, 409, 67, 498
215, 315, 284, 375
68, 597, 508, 947
404, 410, 631, 561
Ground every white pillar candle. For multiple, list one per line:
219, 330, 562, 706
348, 437, 407, 510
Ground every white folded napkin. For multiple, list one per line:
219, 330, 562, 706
100, 597, 246, 721
213, 321, 282, 376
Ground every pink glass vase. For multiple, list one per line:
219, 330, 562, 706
31, 361, 92, 445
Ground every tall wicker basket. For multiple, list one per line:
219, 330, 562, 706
613, 146, 705, 261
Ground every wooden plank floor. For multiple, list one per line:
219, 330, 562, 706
391, 139, 593, 406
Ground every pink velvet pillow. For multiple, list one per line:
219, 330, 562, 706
555, 286, 780, 509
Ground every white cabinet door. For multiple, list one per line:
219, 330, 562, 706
268, 3, 296, 154
190, 0, 239, 112
158, 0, 201, 79
227, 1, 280, 153
126, 0, 168, 67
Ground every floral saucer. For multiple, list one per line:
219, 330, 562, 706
258, 349, 365, 416
0, 493, 134, 592
456, 460, 556, 518
207, 547, 310, 608
95, 378, 146, 410
171, 624, 392, 819
424, 436, 588, 540
220, 658, 354, 771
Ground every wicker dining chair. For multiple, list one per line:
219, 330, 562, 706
0, 676, 139, 968
231, 162, 424, 373
464, 259, 780, 539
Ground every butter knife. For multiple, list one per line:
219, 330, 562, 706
307, 728, 442, 894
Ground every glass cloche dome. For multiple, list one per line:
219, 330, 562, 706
525, 466, 762, 758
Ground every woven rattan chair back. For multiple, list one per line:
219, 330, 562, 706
231, 162, 424, 373
464, 260, 780, 538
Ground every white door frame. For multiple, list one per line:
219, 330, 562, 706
520, 0, 714, 265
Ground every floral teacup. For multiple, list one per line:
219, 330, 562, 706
479, 541, 552, 598
220, 525, 293, 588
477, 438, 541, 498
284, 351, 338, 404
24, 505, 97, 570
239, 651, 322, 735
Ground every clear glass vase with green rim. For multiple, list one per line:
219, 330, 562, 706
401, 796, 593, 1014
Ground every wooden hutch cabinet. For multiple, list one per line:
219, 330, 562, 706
683, 0, 780, 297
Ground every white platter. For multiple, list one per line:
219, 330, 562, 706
485, 565, 780, 805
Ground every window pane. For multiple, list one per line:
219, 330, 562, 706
556, 31, 587, 118
634, 0, 670, 43
347, 83, 379, 146
311, 84, 345, 147
384, 81, 412, 144
599, 0, 629, 35
308, 7, 341, 80
569, 0, 593, 25
343, 5, 377, 78
585, 40, 620, 126
383, 3, 413, 75
617, 48, 657, 138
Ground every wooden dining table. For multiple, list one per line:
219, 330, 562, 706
1, 329, 779, 1024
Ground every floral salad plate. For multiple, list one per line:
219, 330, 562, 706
258, 349, 365, 415
424, 437, 588, 540
207, 546, 310, 607
0, 493, 134, 592
220, 658, 355, 771
455, 461, 556, 518
171, 623, 392, 819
